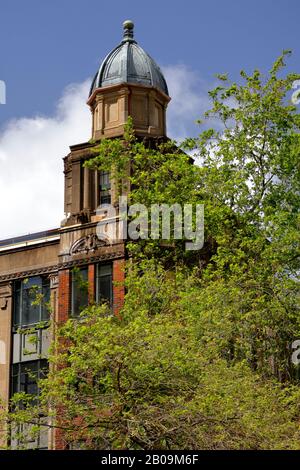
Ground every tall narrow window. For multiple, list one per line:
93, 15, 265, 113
96, 264, 112, 308
11, 276, 50, 449
71, 267, 88, 316
99, 170, 111, 205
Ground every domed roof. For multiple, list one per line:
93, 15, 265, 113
89, 20, 169, 97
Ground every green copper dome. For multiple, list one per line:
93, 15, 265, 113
89, 20, 169, 97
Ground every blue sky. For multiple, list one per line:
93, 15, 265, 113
1, 0, 299, 126
0, 0, 299, 238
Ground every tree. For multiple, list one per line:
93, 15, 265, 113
188, 51, 300, 379
4, 261, 300, 450
3, 53, 300, 449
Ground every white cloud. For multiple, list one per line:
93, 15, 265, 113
0, 65, 209, 240
0, 80, 91, 240
163, 64, 210, 141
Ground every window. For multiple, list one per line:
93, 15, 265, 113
10, 359, 48, 449
11, 275, 50, 449
11, 360, 48, 397
99, 170, 111, 205
12, 328, 50, 365
96, 264, 112, 308
14, 277, 50, 328
71, 267, 88, 316
12, 276, 50, 399
10, 421, 48, 450
12, 276, 50, 388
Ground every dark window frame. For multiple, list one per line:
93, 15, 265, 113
11, 359, 48, 397
13, 276, 50, 330
11, 277, 50, 449
71, 266, 89, 317
95, 263, 113, 309
99, 170, 111, 206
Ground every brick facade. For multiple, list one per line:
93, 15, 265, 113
88, 264, 95, 304
57, 269, 71, 324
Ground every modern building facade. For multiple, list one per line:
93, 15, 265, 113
0, 20, 170, 449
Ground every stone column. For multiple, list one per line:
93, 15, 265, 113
71, 161, 81, 215
94, 171, 99, 209
83, 166, 90, 211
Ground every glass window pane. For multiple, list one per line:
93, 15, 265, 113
22, 288, 40, 325
12, 360, 48, 396
100, 192, 111, 205
99, 171, 111, 206
99, 171, 111, 190
20, 362, 38, 395
14, 276, 50, 327
25, 277, 42, 289
39, 360, 48, 380
99, 265, 112, 276
72, 267, 89, 316
96, 264, 112, 306
98, 276, 111, 303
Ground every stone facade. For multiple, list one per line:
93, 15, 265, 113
88, 83, 169, 140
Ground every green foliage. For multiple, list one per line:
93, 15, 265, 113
187, 51, 300, 379
5, 261, 300, 449
5, 53, 300, 449
85, 118, 202, 263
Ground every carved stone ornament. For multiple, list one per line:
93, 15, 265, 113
0, 284, 11, 310
70, 234, 107, 255
49, 274, 59, 289
0, 298, 8, 310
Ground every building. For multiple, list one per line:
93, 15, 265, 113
0, 20, 170, 449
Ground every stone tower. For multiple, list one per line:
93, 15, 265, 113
63, 20, 170, 226
88, 20, 170, 140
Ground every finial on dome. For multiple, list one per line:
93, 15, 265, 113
122, 20, 135, 42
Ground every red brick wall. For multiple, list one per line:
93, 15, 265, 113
53, 411, 68, 450
57, 269, 71, 324
53, 261, 125, 449
88, 264, 95, 304
113, 259, 125, 317
54, 269, 71, 449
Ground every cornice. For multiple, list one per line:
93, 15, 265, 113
0, 251, 124, 283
